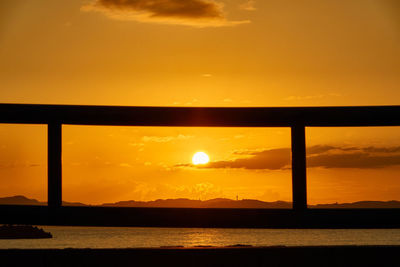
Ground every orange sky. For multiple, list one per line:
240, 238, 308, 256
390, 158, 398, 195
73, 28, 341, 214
0, 0, 400, 204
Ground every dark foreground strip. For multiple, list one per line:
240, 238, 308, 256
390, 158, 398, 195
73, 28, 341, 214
1, 246, 399, 267
2, 205, 400, 228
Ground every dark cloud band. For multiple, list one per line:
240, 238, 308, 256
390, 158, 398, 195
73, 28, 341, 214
94, 0, 223, 19
82, 0, 250, 27
177, 145, 400, 170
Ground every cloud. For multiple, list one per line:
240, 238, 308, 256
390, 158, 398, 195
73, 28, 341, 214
284, 94, 324, 101
306, 145, 337, 155
166, 182, 224, 199
129, 142, 145, 147
0, 162, 41, 169
142, 134, 194, 143
363, 146, 400, 153
28, 164, 40, 167
119, 163, 133, 167
177, 148, 291, 170
208, 148, 291, 170
239, 0, 256, 11
81, 0, 250, 27
307, 152, 400, 169
176, 145, 400, 170
306, 145, 400, 169
284, 93, 342, 101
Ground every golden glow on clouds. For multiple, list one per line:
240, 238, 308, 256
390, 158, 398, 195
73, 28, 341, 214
1, 124, 400, 205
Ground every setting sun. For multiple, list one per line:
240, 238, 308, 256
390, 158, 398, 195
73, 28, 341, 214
192, 152, 210, 165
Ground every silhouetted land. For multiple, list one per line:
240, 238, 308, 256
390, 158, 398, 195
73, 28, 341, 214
0, 196, 85, 206
0, 224, 52, 239
3, 195, 400, 228
2, 195, 400, 209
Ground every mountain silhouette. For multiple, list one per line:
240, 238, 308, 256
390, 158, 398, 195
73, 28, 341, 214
1, 195, 400, 209
0, 195, 43, 205
101, 198, 292, 208
0, 195, 86, 206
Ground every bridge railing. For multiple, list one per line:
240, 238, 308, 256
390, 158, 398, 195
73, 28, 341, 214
1, 104, 399, 228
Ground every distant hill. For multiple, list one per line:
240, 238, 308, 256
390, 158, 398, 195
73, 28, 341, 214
101, 198, 292, 209
0, 195, 44, 206
2, 195, 400, 209
0, 195, 86, 207
312, 201, 400, 209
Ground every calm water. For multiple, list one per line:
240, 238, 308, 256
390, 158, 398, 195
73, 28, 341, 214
1, 227, 400, 248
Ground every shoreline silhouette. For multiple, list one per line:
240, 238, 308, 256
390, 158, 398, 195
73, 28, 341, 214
2, 195, 400, 209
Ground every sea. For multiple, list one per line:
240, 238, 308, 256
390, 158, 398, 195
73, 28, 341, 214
1, 227, 400, 249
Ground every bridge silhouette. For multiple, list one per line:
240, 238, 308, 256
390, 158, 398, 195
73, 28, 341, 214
1, 103, 400, 228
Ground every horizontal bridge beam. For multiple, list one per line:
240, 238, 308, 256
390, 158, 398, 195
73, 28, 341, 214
1, 104, 400, 127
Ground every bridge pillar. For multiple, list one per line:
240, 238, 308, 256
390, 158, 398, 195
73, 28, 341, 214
48, 122, 62, 208
291, 125, 307, 211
